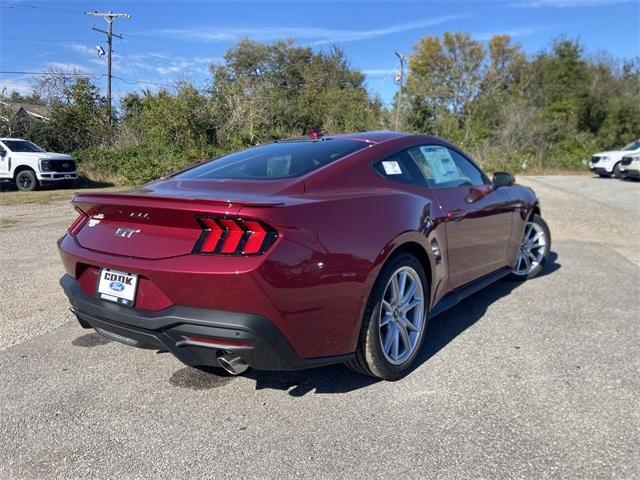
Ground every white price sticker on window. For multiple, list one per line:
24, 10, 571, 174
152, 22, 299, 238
382, 161, 402, 175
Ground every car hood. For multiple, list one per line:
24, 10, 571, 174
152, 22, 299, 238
10, 152, 75, 160
594, 150, 640, 158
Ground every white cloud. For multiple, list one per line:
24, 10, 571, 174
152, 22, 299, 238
362, 68, 396, 77
118, 53, 220, 76
67, 43, 95, 56
0, 78, 36, 96
475, 25, 558, 40
46, 62, 92, 73
65, 42, 221, 80
141, 15, 472, 45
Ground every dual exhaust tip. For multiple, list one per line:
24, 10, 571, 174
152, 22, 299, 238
217, 353, 249, 375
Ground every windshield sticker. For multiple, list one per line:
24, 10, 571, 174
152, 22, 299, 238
382, 161, 402, 175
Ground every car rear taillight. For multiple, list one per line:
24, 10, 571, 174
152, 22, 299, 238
68, 208, 88, 235
195, 217, 278, 255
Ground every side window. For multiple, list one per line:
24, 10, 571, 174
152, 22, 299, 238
411, 145, 486, 188
373, 150, 428, 187
449, 149, 487, 186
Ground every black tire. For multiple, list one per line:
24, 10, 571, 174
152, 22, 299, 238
346, 252, 429, 380
613, 162, 623, 178
509, 214, 551, 281
15, 170, 38, 192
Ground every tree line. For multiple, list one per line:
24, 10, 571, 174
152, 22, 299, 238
1, 34, 638, 184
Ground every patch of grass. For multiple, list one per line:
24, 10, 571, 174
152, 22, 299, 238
0, 186, 129, 206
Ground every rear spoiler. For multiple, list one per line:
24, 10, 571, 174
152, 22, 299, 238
71, 192, 286, 213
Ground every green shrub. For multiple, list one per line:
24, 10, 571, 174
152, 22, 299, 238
74, 145, 222, 185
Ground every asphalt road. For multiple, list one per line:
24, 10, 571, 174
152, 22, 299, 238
0, 175, 638, 479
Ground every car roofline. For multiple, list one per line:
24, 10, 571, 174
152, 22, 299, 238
273, 131, 413, 145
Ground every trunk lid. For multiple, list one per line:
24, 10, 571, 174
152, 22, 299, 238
71, 178, 302, 259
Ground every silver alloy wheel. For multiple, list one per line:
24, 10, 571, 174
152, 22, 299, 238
379, 266, 426, 365
514, 221, 547, 276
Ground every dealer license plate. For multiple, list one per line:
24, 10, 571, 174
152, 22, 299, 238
97, 268, 138, 307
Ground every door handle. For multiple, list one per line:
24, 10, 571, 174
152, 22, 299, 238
447, 209, 465, 222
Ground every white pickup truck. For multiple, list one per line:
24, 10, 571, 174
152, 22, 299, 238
589, 138, 640, 178
0, 138, 78, 191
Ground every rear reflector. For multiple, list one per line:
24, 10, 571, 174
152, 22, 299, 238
195, 217, 277, 256
183, 335, 252, 349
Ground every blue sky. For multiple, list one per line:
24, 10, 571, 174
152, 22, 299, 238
1, 0, 638, 106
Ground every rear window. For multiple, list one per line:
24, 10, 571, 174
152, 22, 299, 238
175, 140, 368, 180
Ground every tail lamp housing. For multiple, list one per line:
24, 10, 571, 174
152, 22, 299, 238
68, 207, 88, 235
194, 217, 278, 256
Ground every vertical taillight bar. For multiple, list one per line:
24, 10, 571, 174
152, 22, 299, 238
199, 218, 224, 253
218, 219, 244, 253
242, 221, 267, 254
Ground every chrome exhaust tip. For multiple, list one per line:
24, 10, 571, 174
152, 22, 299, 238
217, 354, 249, 375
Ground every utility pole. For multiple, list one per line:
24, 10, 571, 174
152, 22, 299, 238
394, 51, 405, 131
86, 10, 130, 123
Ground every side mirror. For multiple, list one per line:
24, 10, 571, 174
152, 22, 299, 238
0, 149, 5, 157
493, 172, 515, 188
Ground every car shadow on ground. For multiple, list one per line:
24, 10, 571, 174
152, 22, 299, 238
71, 332, 112, 348
171, 252, 560, 396
408, 251, 560, 376
0, 175, 114, 191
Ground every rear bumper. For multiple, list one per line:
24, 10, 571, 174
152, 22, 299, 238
60, 274, 353, 371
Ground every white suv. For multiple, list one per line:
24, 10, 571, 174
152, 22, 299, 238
0, 138, 78, 191
589, 139, 640, 178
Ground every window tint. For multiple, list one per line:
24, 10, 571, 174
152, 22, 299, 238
176, 140, 367, 180
373, 150, 428, 187
622, 139, 640, 151
2, 140, 45, 153
412, 145, 487, 188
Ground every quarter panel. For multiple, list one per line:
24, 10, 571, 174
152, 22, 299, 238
241, 188, 444, 356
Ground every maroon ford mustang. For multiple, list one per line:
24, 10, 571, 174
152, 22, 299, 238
58, 131, 550, 380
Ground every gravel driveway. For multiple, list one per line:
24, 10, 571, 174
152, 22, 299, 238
0, 176, 638, 479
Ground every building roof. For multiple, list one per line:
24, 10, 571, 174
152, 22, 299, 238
0, 100, 50, 121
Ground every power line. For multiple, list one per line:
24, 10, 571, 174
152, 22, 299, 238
116, 38, 142, 86
111, 75, 174, 89
1, 37, 99, 43
0, 1, 82, 14
0, 70, 175, 89
0, 70, 95, 76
